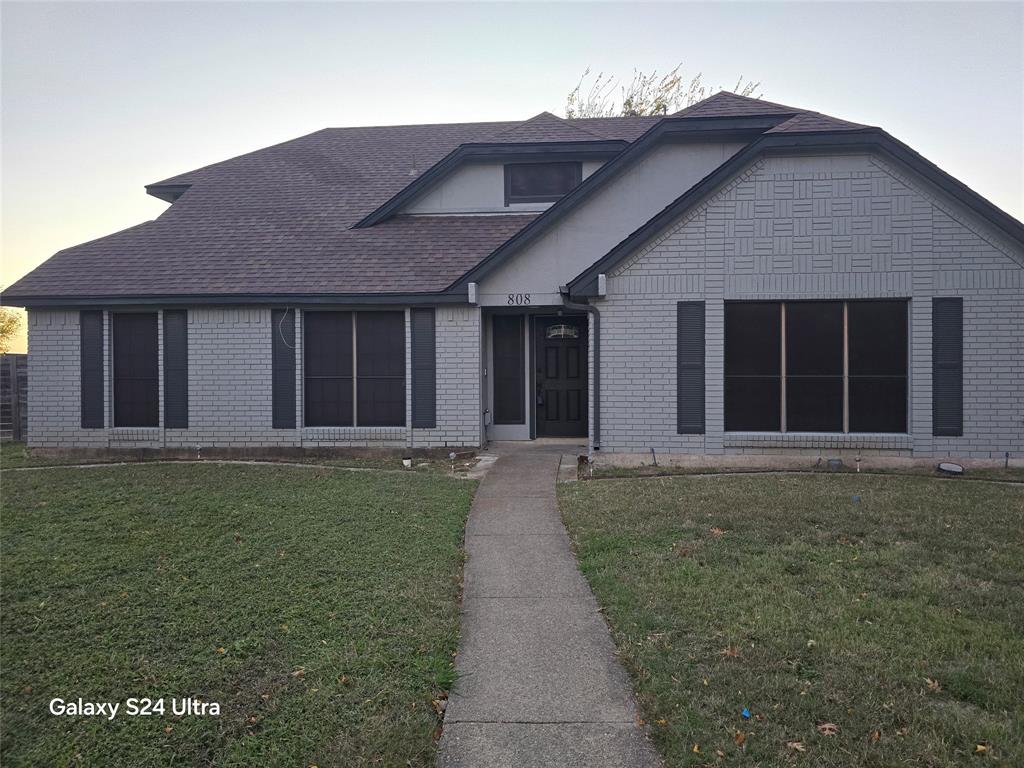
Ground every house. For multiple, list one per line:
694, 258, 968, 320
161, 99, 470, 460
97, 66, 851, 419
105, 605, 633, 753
3, 92, 1022, 461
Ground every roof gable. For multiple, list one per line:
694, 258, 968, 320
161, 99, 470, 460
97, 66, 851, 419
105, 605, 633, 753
567, 129, 1024, 296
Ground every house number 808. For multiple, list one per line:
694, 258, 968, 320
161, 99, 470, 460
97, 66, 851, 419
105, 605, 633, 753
507, 293, 531, 305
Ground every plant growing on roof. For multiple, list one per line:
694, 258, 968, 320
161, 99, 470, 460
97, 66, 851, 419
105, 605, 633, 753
565, 64, 761, 118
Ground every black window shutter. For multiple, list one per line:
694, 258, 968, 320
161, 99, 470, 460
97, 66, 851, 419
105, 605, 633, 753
80, 310, 104, 428
411, 308, 436, 429
272, 309, 296, 429
677, 301, 705, 434
932, 297, 963, 437
163, 310, 188, 429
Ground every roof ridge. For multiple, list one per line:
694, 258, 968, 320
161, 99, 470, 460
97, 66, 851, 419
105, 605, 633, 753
487, 111, 612, 142
767, 110, 873, 133
672, 90, 803, 117
148, 128, 334, 188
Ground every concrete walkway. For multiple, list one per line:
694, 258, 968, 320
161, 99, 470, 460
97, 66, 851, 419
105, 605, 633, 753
438, 446, 660, 767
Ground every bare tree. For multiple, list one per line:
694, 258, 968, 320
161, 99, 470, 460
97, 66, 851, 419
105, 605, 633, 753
565, 65, 761, 119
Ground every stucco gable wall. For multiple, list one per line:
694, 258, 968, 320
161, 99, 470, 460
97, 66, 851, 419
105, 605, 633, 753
405, 160, 604, 215
599, 152, 1024, 458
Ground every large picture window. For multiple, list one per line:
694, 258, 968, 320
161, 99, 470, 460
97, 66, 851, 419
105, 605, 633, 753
725, 300, 907, 433
113, 312, 159, 427
303, 311, 405, 427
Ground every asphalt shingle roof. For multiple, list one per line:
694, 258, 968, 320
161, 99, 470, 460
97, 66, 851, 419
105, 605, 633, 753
673, 91, 867, 133
2, 94, 865, 303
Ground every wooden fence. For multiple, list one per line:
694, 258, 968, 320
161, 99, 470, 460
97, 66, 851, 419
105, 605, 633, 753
1, 354, 28, 442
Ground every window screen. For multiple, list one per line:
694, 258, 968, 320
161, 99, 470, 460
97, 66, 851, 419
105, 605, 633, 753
848, 300, 908, 432
304, 311, 354, 426
493, 315, 525, 424
356, 312, 406, 426
724, 302, 781, 431
505, 162, 582, 204
724, 300, 909, 434
113, 313, 159, 427
785, 301, 843, 431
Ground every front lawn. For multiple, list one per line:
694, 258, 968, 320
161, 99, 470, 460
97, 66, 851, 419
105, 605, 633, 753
561, 474, 1024, 766
1, 463, 474, 766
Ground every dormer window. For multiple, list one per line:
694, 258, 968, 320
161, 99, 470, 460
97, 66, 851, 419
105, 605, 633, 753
504, 161, 582, 206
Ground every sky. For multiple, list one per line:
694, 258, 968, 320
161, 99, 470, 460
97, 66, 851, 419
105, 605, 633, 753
2, 1, 1022, 353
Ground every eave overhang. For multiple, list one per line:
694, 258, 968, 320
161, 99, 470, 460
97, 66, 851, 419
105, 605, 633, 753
145, 183, 192, 203
1, 291, 468, 310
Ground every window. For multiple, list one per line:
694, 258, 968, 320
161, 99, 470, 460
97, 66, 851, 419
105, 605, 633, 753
724, 302, 781, 431
725, 300, 907, 433
304, 312, 353, 426
492, 315, 525, 424
303, 311, 405, 427
113, 312, 159, 427
848, 301, 908, 432
785, 302, 843, 431
546, 323, 579, 340
504, 162, 582, 205
356, 312, 406, 426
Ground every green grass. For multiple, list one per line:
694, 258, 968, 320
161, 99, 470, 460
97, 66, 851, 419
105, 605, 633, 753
590, 462, 1024, 483
1, 463, 474, 766
0, 441, 472, 473
560, 474, 1024, 766
0, 441, 123, 469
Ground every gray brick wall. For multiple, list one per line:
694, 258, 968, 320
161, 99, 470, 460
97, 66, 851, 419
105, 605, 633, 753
599, 153, 1024, 459
27, 305, 481, 449
408, 305, 482, 449
25, 153, 1022, 459
27, 310, 107, 448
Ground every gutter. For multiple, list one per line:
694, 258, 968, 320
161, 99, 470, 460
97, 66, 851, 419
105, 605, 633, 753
560, 293, 600, 452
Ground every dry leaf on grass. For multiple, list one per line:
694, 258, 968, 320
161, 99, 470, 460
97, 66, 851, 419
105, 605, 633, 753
870, 729, 882, 742
786, 740, 807, 752
925, 677, 941, 693
710, 527, 726, 536
720, 646, 742, 659
816, 722, 839, 736
974, 744, 989, 754
735, 730, 747, 748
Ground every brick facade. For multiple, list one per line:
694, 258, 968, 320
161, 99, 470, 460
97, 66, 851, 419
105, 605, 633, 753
27, 306, 481, 449
599, 153, 1024, 458
24, 153, 1023, 459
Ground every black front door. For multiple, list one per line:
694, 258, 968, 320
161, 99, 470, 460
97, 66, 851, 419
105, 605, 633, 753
535, 316, 588, 437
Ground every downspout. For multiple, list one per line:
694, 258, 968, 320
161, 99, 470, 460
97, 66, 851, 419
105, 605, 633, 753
561, 292, 600, 452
